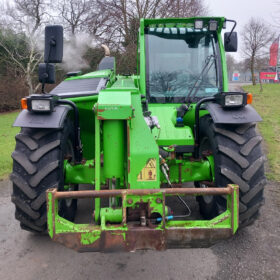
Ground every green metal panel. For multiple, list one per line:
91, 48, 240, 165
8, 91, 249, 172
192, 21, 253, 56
100, 208, 123, 223
217, 32, 229, 92
103, 120, 125, 179
97, 91, 133, 120
64, 156, 214, 185
110, 76, 137, 89
149, 104, 194, 146
162, 158, 213, 183
142, 17, 225, 29
128, 93, 160, 189
65, 160, 95, 184
139, 19, 146, 94
94, 114, 101, 223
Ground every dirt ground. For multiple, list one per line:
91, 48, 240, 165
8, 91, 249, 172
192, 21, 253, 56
0, 178, 279, 280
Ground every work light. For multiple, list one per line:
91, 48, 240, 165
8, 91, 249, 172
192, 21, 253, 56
27, 95, 55, 113
194, 20, 203, 29
225, 95, 243, 106
208, 20, 218, 31
31, 99, 51, 111
215, 92, 247, 108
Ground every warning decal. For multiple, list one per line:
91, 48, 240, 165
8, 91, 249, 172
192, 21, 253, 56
137, 158, 157, 181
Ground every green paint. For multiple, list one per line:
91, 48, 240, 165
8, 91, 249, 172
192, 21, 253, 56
149, 104, 194, 146
94, 114, 101, 223
103, 120, 125, 178
100, 208, 123, 223
162, 158, 213, 183
47, 191, 54, 238
64, 160, 95, 184
207, 155, 215, 182
81, 231, 101, 245
231, 184, 239, 233
97, 90, 133, 120
217, 32, 228, 92
128, 93, 160, 190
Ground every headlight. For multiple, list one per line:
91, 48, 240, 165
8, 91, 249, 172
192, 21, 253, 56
225, 95, 243, 106
215, 92, 248, 108
194, 20, 204, 29
31, 99, 51, 111
208, 20, 218, 31
27, 94, 55, 113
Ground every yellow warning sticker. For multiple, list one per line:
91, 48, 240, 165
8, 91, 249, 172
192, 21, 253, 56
137, 158, 157, 181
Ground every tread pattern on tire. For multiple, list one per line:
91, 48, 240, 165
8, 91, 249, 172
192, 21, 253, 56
199, 116, 266, 227
10, 127, 67, 233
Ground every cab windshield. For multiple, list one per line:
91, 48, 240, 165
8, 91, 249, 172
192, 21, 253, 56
145, 28, 221, 103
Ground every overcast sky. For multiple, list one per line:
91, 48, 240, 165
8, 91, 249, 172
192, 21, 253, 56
206, 0, 279, 60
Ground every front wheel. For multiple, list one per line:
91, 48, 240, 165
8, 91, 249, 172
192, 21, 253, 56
10, 119, 77, 233
196, 116, 266, 228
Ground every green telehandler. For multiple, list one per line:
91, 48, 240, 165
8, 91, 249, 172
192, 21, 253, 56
11, 17, 266, 252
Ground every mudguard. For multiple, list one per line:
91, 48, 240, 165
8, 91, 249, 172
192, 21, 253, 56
206, 103, 262, 124
13, 105, 71, 129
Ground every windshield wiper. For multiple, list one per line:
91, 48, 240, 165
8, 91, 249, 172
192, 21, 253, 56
185, 54, 216, 103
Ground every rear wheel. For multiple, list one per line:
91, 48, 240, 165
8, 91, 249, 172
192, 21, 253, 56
11, 119, 77, 233
196, 116, 266, 227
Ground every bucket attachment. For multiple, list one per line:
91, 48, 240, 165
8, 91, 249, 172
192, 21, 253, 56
46, 185, 239, 252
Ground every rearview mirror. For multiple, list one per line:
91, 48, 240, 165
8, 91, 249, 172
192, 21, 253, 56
224, 32, 238, 52
44, 25, 63, 63
38, 63, 55, 84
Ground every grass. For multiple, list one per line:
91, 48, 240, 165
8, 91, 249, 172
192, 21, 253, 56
0, 111, 19, 180
243, 84, 280, 182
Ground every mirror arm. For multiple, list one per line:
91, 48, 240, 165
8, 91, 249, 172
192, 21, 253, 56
41, 38, 55, 94
225, 19, 237, 43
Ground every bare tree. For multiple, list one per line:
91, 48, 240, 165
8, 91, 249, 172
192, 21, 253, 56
0, 0, 49, 94
242, 18, 274, 85
160, 0, 207, 18
226, 54, 237, 76
96, 0, 207, 50
57, 0, 93, 35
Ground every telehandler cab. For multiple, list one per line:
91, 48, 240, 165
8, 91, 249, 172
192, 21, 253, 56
11, 17, 266, 252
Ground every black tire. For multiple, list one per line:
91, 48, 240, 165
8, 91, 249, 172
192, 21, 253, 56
196, 115, 266, 228
10, 119, 77, 233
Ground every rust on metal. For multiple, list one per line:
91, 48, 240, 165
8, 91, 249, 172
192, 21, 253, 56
156, 198, 162, 204
121, 192, 127, 225
52, 186, 232, 200
52, 226, 233, 252
48, 185, 238, 252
